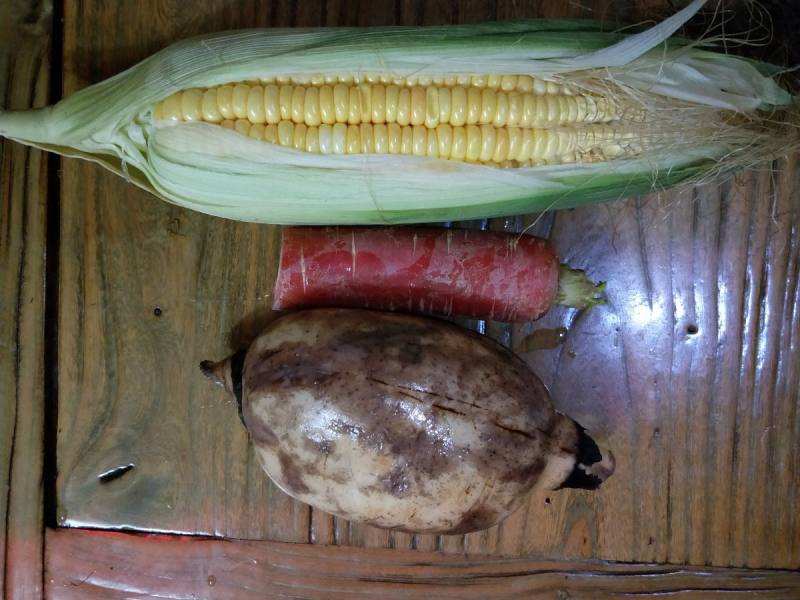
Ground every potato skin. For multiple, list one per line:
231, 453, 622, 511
236, 308, 588, 534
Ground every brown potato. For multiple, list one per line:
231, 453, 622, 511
202, 308, 614, 534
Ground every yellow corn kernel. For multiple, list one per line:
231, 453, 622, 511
373, 123, 388, 153
234, 118, 250, 136
516, 75, 534, 93
401, 125, 413, 154
360, 123, 374, 153
248, 123, 265, 141
466, 87, 481, 125
264, 123, 278, 144
247, 86, 266, 124
507, 92, 522, 127
518, 128, 534, 161
318, 124, 333, 154
410, 125, 426, 156
437, 87, 451, 125
359, 84, 372, 124
471, 75, 487, 88
450, 86, 467, 127
507, 127, 522, 160
291, 86, 306, 124
233, 84, 250, 119
347, 86, 362, 125
493, 127, 509, 163
450, 125, 467, 160
319, 85, 335, 125
500, 75, 517, 91
293, 123, 307, 151
466, 124, 481, 161
346, 124, 361, 153
264, 85, 280, 124
479, 89, 496, 125
436, 124, 452, 159
160, 93, 182, 121
426, 127, 439, 158
387, 123, 402, 154
305, 126, 319, 152
304, 86, 321, 127
371, 85, 386, 124
479, 124, 496, 161
278, 120, 294, 146
385, 85, 399, 123
397, 88, 411, 126
201, 89, 222, 122
180, 89, 203, 121
333, 84, 348, 123
425, 87, 439, 129
332, 122, 347, 153
532, 128, 548, 159
493, 92, 508, 127
279, 85, 293, 121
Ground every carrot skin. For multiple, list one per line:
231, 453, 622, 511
273, 226, 559, 322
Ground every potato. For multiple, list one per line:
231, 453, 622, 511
201, 308, 614, 534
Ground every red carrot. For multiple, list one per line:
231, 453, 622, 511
273, 226, 604, 322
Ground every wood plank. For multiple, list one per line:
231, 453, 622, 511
56, 0, 310, 543
477, 161, 799, 568
0, 0, 52, 597
53, 0, 800, 569
44, 528, 800, 600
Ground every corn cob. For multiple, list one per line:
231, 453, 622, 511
153, 81, 625, 165
0, 0, 795, 224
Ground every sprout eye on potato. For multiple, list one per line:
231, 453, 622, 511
201, 308, 614, 534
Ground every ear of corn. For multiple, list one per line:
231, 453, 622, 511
0, 0, 796, 224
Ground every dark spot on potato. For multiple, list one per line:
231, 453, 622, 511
448, 505, 499, 534
328, 418, 362, 438
431, 403, 465, 416
499, 456, 546, 484
244, 412, 279, 447
304, 437, 336, 456
247, 364, 336, 391
492, 420, 535, 439
395, 341, 423, 365
258, 348, 282, 362
382, 465, 412, 498
277, 450, 310, 495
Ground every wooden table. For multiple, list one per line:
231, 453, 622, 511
1, 0, 799, 597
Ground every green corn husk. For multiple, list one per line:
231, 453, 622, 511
0, 0, 796, 224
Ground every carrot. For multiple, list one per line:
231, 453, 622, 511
272, 226, 604, 322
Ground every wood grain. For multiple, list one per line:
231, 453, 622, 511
0, 0, 52, 598
45, 528, 800, 600
57, 0, 308, 542
52, 0, 800, 570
